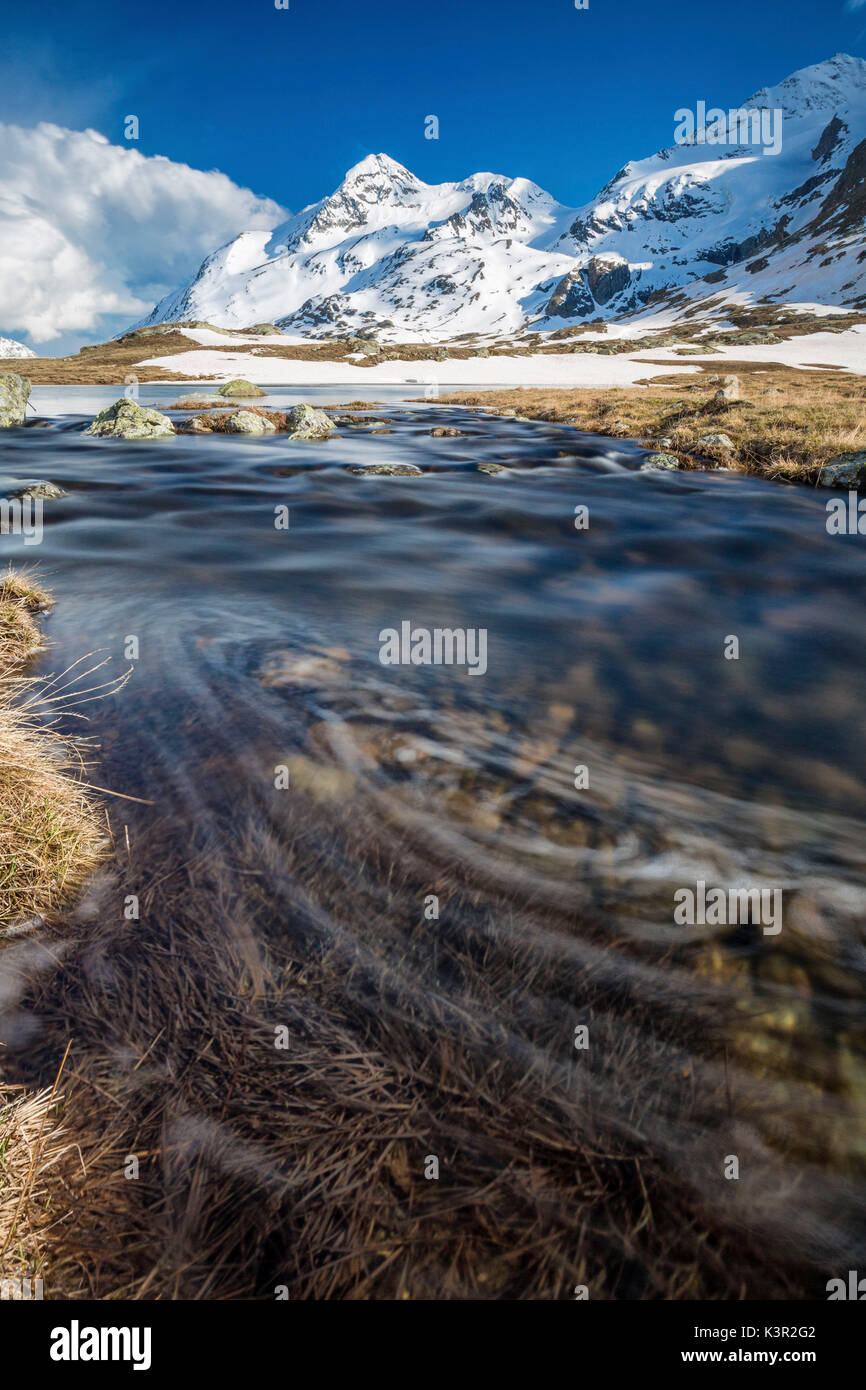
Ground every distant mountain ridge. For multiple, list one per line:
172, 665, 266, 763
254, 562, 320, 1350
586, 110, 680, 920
135, 54, 866, 341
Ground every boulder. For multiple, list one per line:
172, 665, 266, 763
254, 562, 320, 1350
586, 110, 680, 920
215, 379, 265, 398
718, 375, 741, 402
85, 399, 175, 439
819, 451, 866, 488
286, 404, 333, 440
0, 373, 31, 428
348, 463, 423, 476
698, 432, 735, 450
7, 480, 66, 500
227, 410, 276, 434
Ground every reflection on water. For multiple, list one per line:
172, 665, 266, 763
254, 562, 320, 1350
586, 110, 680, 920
2, 383, 865, 1297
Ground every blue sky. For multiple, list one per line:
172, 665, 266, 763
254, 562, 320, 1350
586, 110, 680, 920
3, 0, 864, 210
0, 0, 863, 350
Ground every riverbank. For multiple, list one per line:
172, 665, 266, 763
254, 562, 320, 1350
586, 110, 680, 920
439, 362, 866, 485
0, 571, 104, 1295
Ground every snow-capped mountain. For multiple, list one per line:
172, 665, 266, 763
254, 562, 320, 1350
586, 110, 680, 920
136, 54, 866, 340
0, 335, 36, 359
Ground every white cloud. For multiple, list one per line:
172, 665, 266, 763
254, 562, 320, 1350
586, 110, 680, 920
0, 123, 286, 344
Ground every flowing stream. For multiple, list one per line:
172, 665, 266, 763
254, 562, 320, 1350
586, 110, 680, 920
1, 381, 864, 1297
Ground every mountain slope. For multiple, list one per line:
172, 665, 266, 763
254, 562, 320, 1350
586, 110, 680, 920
135, 56, 866, 341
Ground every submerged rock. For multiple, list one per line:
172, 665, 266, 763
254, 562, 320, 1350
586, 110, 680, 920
259, 652, 342, 687
286, 404, 333, 440
227, 410, 276, 434
0, 372, 31, 428
215, 378, 265, 398
639, 452, 681, 471
431, 426, 465, 437
477, 462, 512, 475
819, 451, 866, 488
85, 399, 175, 439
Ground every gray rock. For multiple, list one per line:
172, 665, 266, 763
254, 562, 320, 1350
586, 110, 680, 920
286, 404, 334, 440
639, 452, 681, 471
0, 373, 31, 428
85, 399, 175, 439
7, 479, 66, 500
348, 463, 423, 476
818, 451, 866, 488
698, 432, 735, 450
227, 410, 276, 434
215, 378, 265, 398
716, 375, 741, 402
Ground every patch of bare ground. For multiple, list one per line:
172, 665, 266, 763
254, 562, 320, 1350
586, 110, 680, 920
440, 363, 866, 484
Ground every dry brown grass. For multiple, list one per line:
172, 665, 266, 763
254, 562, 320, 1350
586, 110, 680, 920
177, 406, 294, 433
0, 571, 103, 927
439, 363, 866, 484
0, 574, 106, 1292
0, 1071, 72, 1292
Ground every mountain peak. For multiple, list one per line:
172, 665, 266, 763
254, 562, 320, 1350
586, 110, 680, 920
743, 52, 866, 118
341, 153, 419, 186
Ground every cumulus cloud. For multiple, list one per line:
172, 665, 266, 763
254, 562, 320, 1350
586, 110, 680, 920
0, 123, 286, 343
